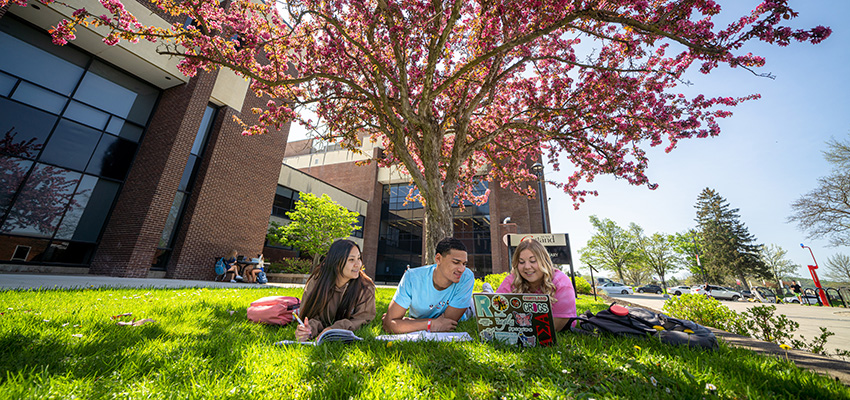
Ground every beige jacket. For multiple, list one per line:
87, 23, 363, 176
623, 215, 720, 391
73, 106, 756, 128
302, 278, 376, 339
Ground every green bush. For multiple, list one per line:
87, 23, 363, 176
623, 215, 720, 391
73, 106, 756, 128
573, 276, 593, 294
662, 293, 748, 335
473, 272, 509, 292
266, 258, 313, 274
473, 272, 591, 294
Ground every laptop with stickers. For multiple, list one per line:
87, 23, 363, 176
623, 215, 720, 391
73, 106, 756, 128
472, 293, 557, 347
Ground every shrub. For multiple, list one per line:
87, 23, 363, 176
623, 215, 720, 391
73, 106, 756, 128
473, 272, 591, 295
666, 296, 842, 357
266, 258, 313, 274
740, 305, 797, 344
573, 276, 593, 294
662, 293, 748, 335
473, 272, 509, 292
740, 305, 837, 355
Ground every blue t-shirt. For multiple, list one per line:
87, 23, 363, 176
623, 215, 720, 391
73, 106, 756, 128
392, 264, 474, 320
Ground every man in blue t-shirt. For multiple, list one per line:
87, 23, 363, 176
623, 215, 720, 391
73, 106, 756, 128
382, 237, 474, 333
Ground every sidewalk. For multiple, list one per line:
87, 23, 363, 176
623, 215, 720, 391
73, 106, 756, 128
0, 272, 401, 291
607, 294, 850, 385
0, 273, 304, 290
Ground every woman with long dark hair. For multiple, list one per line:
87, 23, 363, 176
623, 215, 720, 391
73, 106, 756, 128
295, 239, 376, 341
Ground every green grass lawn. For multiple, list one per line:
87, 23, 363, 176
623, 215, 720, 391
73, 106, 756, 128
0, 287, 847, 399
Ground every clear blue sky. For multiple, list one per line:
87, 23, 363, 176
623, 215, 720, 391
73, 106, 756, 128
548, 1, 850, 280
287, 1, 849, 280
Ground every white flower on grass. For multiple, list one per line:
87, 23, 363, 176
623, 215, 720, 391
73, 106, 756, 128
650, 377, 657, 387
43, 319, 50, 322
705, 383, 716, 391
71, 334, 83, 338
665, 388, 671, 393
561, 369, 567, 374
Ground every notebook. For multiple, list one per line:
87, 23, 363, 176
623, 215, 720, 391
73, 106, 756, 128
472, 293, 557, 347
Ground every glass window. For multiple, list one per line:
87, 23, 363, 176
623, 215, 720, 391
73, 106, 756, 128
65, 178, 119, 242
73, 61, 158, 125
178, 155, 198, 192
31, 241, 95, 264
272, 185, 300, 218
0, 235, 49, 262
159, 192, 185, 248
64, 101, 110, 130
0, 155, 33, 214
39, 119, 101, 171
86, 134, 137, 180
0, 71, 17, 97
191, 106, 216, 155
0, 97, 58, 158
0, 27, 86, 96
54, 174, 97, 241
10, 81, 67, 114
1, 164, 80, 237
352, 215, 365, 238
105, 117, 144, 142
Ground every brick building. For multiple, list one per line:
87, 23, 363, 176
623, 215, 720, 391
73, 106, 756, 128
1, 1, 551, 282
0, 2, 288, 278
277, 138, 551, 282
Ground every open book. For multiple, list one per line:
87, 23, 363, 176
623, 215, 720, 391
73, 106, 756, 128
375, 330, 472, 342
275, 328, 363, 346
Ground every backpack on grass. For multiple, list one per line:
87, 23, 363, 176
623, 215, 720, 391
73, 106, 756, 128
567, 304, 717, 349
247, 296, 300, 325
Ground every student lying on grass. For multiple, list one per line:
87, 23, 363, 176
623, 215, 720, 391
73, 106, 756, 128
295, 239, 376, 342
382, 237, 474, 333
497, 238, 577, 331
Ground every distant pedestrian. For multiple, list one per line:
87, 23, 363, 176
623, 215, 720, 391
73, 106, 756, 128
791, 281, 803, 303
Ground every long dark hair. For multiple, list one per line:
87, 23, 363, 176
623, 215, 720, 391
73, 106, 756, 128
300, 239, 373, 322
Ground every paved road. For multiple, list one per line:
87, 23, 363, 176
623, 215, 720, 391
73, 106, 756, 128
608, 292, 850, 355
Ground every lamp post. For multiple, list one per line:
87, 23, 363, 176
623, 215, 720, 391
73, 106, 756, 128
801, 243, 830, 306
530, 163, 549, 233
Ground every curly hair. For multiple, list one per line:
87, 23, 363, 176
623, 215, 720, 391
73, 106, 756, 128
510, 238, 558, 303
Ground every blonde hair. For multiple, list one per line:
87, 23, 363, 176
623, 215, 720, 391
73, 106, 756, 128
510, 239, 558, 302
226, 249, 238, 259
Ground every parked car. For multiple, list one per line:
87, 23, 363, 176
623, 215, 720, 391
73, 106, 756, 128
668, 286, 691, 296
740, 290, 754, 300
599, 282, 634, 295
781, 289, 820, 304
784, 295, 820, 305
693, 285, 742, 301
636, 284, 663, 294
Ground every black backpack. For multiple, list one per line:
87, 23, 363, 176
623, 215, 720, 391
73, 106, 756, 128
567, 304, 717, 350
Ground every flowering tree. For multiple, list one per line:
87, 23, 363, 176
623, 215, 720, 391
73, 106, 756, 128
3, 0, 829, 260
1, 130, 82, 235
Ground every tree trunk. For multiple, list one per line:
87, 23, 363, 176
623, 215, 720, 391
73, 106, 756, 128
422, 197, 454, 265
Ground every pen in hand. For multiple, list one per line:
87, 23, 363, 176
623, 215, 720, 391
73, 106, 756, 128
293, 311, 305, 326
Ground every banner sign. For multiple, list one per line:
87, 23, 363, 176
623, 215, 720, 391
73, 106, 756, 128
506, 233, 573, 266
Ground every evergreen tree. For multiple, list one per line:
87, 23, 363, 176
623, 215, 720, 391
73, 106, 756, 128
694, 188, 769, 289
